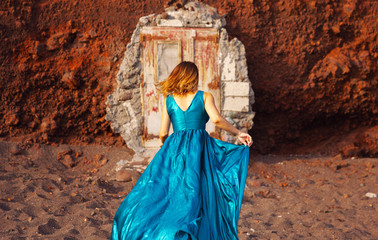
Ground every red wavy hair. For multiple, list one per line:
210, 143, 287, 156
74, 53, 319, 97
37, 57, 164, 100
156, 61, 199, 96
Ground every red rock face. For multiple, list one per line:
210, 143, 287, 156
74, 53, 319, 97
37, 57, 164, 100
0, 0, 376, 156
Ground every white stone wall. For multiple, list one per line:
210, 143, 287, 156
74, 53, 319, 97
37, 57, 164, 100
218, 28, 255, 143
106, 2, 255, 151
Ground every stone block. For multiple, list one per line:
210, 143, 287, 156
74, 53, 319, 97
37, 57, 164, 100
221, 55, 236, 81
223, 97, 249, 112
118, 90, 133, 101
158, 19, 183, 27
224, 82, 250, 96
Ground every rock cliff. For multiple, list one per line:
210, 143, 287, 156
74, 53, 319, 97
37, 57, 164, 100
0, 0, 376, 156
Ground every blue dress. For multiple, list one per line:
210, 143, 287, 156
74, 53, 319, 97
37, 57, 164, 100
110, 91, 249, 240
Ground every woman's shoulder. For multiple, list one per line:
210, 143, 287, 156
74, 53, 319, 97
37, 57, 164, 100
202, 91, 213, 98
201, 91, 214, 104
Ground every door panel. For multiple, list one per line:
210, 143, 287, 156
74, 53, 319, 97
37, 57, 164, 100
141, 27, 220, 148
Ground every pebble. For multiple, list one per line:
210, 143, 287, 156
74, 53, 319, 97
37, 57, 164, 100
247, 180, 261, 187
365, 162, 375, 169
85, 176, 93, 182
365, 192, 377, 198
332, 154, 343, 161
116, 168, 141, 182
10, 145, 22, 155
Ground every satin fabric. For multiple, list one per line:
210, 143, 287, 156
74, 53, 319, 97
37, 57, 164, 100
110, 91, 249, 240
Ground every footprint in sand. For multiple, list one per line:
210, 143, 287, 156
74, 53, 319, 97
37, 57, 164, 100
0, 202, 11, 211
64, 237, 78, 240
63, 229, 80, 240
37, 218, 61, 235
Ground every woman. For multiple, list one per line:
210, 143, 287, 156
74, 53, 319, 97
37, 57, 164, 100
111, 61, 252, 240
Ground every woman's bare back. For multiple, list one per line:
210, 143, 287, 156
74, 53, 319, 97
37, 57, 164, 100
172, 91, 199, 112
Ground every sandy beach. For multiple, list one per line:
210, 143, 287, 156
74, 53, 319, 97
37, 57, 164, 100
1, 140, 376, 239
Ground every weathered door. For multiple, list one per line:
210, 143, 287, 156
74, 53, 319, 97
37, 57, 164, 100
140, 27, 220, 148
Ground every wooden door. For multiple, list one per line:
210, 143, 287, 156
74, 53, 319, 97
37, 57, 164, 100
140, 27, 220, 148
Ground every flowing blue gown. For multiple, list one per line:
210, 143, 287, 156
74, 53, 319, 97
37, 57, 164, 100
110, 91, 249, 240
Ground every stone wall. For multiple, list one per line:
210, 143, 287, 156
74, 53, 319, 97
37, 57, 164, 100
105, 2, 255, 152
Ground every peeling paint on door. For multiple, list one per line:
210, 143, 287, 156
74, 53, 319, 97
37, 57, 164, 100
140, 27, 220, 148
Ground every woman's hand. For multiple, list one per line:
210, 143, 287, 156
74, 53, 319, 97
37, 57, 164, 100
237, 132, 253, 147
204, 92, 253, 145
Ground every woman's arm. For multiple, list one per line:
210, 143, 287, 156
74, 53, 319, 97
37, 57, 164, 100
204, 92, 253, 146
159, 96, 171, 147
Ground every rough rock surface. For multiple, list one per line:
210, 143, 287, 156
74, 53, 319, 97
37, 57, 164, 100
0, 0, 377, 156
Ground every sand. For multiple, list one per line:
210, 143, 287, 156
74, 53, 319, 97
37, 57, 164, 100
0, 140, 377, 240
